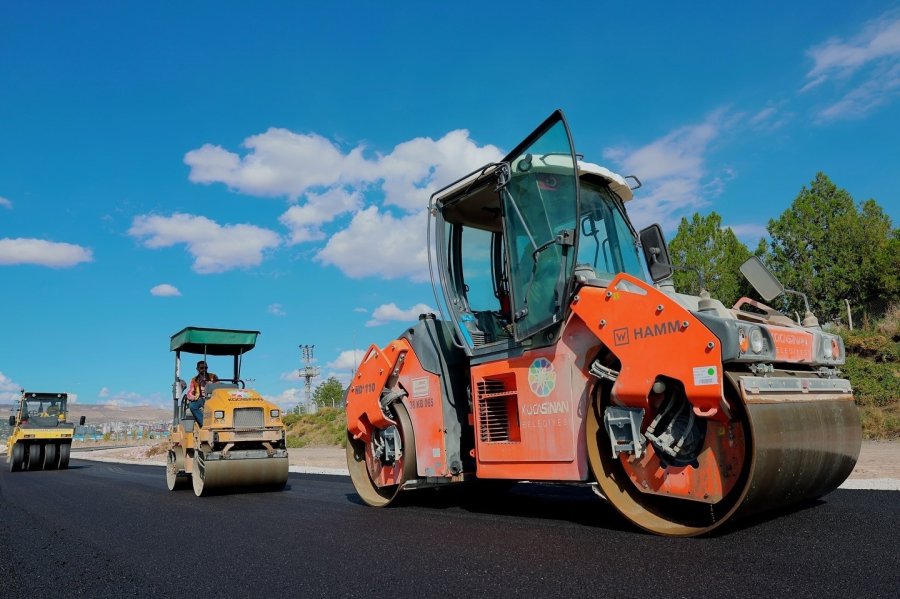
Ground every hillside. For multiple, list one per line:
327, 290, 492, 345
283, 408, 347, 448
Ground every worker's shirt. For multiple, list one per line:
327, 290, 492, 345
189, 373, 218, 399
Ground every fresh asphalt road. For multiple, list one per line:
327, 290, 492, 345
1, 460, 898, 599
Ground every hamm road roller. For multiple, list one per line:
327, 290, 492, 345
7, 391, 85, 471
345, 110, 861, 536
166, 327, 288, 496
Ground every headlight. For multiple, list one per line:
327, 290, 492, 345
749, 328, 765, 353
270, 409, 280, 418
823, 337, 834, 359
214, 410, 225, 419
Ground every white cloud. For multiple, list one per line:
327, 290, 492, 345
265, 388, 316, 410
323, 370, 353, 386
129, 213, 281, 274
603, 112, 724, 231
0, 196, 11, 209
817, 62, 900, 121
802, 11, 900, 120
0, 238, 93, 268
268, 303, 286, 317
352, 307, 368, 313
725, 223, 769, 242
279, 370, 302, 381
185, 127, 502, 282
326, 349, 366, 372
98, 387, 109, 398
185, 127, 502, 208
185, 129, 371, 200
67, 393, 79, 404
150, 283, 181, 297
748, 106, 778, 125
0, 371, 22, 402
804, 12, 900, 88
279, 187, 363, 244
366, 302, 434, 327
317, 207, 430, 280
373, 129, 504, 211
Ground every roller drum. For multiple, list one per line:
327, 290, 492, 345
589, 388, 862, 536
193, 453, 288, 497
738, 397, 861, 518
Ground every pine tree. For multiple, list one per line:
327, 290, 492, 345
667, 211, 756, 307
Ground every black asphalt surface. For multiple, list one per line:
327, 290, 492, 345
1, 460, 898, 598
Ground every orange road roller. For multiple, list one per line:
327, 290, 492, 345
345, 110, 861, 536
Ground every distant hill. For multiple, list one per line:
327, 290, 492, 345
2, 402, 170, 422
69, 403, 171, 423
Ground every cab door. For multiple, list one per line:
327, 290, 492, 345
469, 112, 589, 480
500, 110, 580, 342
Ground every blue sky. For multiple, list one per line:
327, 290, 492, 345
2, 1, 898, 408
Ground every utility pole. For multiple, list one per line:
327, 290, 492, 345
298, 345, 320, 414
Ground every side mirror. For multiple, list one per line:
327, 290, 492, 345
8, 415, 14, 427
79, 416, 86, 426
739, 256, 784, 302
639, 224, 675, 282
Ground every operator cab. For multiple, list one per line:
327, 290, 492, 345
20, 393, 68, 428
431, 110, 645, 356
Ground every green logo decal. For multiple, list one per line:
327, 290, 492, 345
528, 358, 557, 397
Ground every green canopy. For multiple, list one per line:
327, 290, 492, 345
169, 327, 260, 355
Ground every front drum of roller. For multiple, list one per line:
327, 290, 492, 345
192, 453, 289, 497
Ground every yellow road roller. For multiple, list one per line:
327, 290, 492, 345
166, 326, 288, 496
7, 391, 85, 472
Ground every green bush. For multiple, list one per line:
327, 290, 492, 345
282, 413, 302, 427
840, 328, 900, 362
284, 407, 347, 448
838, 321, 899, 438
843, 356, 900, 408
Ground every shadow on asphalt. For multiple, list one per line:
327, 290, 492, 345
344, 482, 836, 537
345, 482, 638, 533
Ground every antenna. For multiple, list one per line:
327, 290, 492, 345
298, 344, 320, 413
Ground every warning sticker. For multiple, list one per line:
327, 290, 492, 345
693, 366, 719, 386
411, 377, 429, 398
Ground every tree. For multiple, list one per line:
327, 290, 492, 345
312, 377, 345, 408
766, 173, 899, 322
667, 211, 758, 307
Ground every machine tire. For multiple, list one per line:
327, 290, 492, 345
57, 443, 70, 469
10, 443, 24, 472
166, 449, 190, 491
43, 443, 58, 470
26, 443, 43, 471
346, 402, 417, 507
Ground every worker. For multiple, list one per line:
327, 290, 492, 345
187, 361, 218, 400
187, 361, 218, 425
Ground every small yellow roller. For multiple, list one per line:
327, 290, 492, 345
165, 327, 289, 497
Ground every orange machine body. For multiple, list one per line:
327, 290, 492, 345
347, 273, 751, 502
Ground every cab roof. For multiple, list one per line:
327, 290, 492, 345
21, 392, 68, 401
431, 158, 634, 211
169, 327, 260, 355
